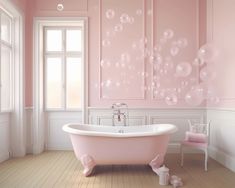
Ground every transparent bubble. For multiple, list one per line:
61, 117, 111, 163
121, 53, 130, 63
114, 24, 123, 32
163, 29, 174, 39
185, 89, 204, 106
177, 38, 188, 48
164, 58, 174, 70
136, 9, 143, 15
200, 66, 216, 82
102, 39, 111, 47
198, 43, 217, 62
115, 62, 120, 68
170, 46, 180, 56
165, 93, 178, 106
181, 81, 189, 87
106, 9, 115, 19
120, 13, 130, 24
175, 62, 192, 77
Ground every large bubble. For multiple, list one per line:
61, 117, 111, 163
198, 43, 217, 62
175, 62, 192, 77
185, 88, 204, 106
165, 93, 178, 106
106, 9, 115, 19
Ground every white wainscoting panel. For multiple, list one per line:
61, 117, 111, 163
0, 114, 10, 163
88, 108, 206, 153
25, 108, 33, 154
207, 109, 235, 172
46, 112, 83, 150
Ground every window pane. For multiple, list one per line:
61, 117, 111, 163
46, 57, 63, 109
1, 13, 11, 43
66, 30, 82, 52
1, 46, 11, 110
46, 30, 62, 51
66, 57, 82, 109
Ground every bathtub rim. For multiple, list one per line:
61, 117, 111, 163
62, 123, 178, 138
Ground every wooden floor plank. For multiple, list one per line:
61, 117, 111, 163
0, 151, 234, 188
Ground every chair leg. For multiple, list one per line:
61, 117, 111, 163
205, 149, 208, 171
180, 145, 184, 167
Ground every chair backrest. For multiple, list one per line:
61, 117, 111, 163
188, 120, 211, 137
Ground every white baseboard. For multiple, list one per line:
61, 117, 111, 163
209, 146, 235, 172
0, 152, 9, 163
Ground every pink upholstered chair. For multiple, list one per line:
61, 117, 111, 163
180, 120, 210, 171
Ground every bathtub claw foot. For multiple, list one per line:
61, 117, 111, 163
80, 154, 96, 177
149, 154, 164, 175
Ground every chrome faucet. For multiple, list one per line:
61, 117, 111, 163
111, 103, 129, 126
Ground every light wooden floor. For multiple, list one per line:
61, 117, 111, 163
0, 151, 235, 188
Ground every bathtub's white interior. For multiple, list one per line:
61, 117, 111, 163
63, 123, 177, 137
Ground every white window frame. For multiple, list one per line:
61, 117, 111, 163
43, 26, 84, 111
0, 8, 13, 112
33, 17, 88, 154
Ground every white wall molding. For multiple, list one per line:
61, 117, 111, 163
207, 109, 235, 172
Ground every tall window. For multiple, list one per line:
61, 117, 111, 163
44, 27, 84, 110
0, 8, 12, 112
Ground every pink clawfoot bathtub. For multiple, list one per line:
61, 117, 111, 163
63, 124, 177, 176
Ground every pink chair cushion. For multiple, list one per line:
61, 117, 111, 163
181, 140, 208, 149
185, 131, 208, 143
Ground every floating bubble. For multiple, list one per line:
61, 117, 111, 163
200, 66, 216, 82
198, 43, 217, 62
136, 9, 143, 15
163, 29, 174, 39
115, 62, 120, 68
170, 46, 180, 56
177, 38, 188, 48
175, 62, 192, 77
153, 45, 162, 53
102, 39, 111, 47
181, 81, 189, 87
106, 9, 115, 19
165, 93, 178, 106
185, 89, 204, 106
120, 13, 130, 23
150, 54, 163, 65
114, 24, 123, 32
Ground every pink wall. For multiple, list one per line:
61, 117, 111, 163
10, 0, 26, 12
22, 0, 207, 108
208, 0, 235, 108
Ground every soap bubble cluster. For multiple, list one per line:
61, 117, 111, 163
101, 8, 219, 105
